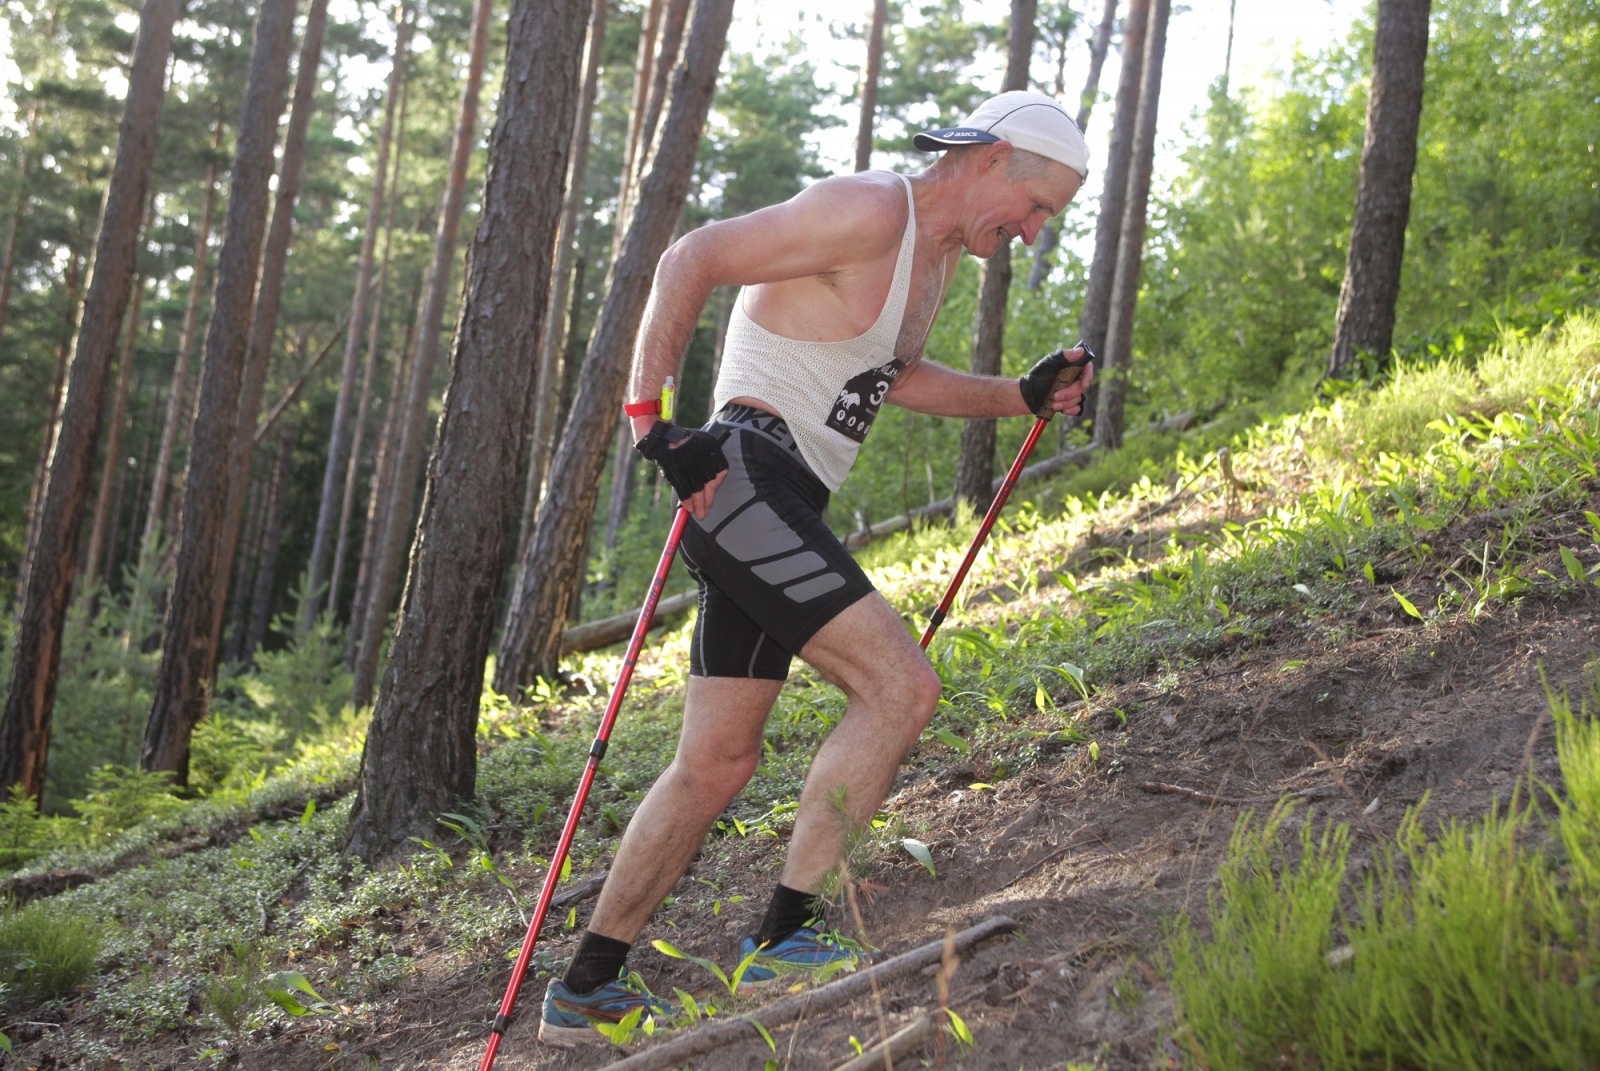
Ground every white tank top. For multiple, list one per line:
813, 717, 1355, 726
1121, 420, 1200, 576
713, 175, 919, 492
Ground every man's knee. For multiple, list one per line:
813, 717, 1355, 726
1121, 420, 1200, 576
903, 660, 942, 734
669, 747, 760, 809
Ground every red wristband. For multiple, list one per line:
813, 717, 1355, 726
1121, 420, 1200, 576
623, 399, 661, 418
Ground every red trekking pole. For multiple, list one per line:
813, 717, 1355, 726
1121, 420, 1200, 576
478, 505, 690, 1071
920, 347, 1093, 649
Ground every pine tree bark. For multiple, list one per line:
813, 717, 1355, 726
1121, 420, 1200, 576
302, 4, 410, 632
953, 0, 1034, 513
332, 72, 409, 624
521, 0, 607, 565
141, 0, 298, 782
641, 0, 690, 153
1327, 0, 1431, 380
351, 0, 493, 710
143, 119, 224, 559
494, 0, 736, 693
601, 421, 639, 555
853, 0, 889, 173
0, 0, 179, 802
344, 0, 590, 861
1077, 0, 1148, 364
224, 471, 265, 664
1077, 0, 1118, 131
349, 284, 419, 664
210, 0, 333, 662
1093, 0, 1169, 450
244, 426, 294, 665
86, 272, 148, 592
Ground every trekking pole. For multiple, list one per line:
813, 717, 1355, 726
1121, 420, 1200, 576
479, 504, 691, 1071
920, 346, 1094, 649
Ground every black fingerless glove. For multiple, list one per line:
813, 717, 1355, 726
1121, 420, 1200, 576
1018, 342, 1095, 418
635, 421, 729, 500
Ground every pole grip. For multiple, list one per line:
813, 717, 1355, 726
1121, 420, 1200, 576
1035, 343, 1096, 421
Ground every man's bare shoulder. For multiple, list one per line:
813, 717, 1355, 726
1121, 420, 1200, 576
781, 172, 909, 259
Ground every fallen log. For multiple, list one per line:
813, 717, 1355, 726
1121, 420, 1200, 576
597, 914, 1018, 1071
559, 590, 698, 656
831, 1015, 934, 1071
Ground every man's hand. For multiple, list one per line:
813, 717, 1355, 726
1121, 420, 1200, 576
1018, 346, 1095, 418
635, 422, 729, 520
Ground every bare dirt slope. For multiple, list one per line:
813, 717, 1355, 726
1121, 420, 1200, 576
409, 583, 1585, 1071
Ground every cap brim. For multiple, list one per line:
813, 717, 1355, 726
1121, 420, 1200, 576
913, 127, 1001, 152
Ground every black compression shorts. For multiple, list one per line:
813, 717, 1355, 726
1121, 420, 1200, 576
680, 404, 876, 681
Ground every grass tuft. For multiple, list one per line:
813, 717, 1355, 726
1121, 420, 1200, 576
0, 900, 103, 1007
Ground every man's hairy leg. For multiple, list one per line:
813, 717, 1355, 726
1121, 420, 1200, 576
783, 593, 942, 893
586, 675, 781, 943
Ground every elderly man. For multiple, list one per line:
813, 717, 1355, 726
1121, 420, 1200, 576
541, 90, 1096, 1043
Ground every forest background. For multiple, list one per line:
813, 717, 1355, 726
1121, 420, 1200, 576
0, 0, 1595, 819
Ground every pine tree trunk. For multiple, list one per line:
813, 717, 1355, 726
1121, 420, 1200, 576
953, 0, 1034, 513
344, 0, 590, 862
1327, 0, 1431, 380
522, 0, 607, 556
1077, 0, 1118, 131
244, 426, 294, 665
208, 0, 333, 664
86, 273, 148, 592
302, 5, 410, 633
954, 249, 1012, 511
141, 0, 298, 782
601, 422, 639, 554
1093, 0, 1170, 451
494, 0, 736, 693
0, 0, 179, 802
19, 247, 82, 604
333, 66, 409, 623
620, 0, 665, 217
349, 284, 419, 665
142, 119, 224, 559
853, 0, 888, 173
224, 471, 265, 665
351, 0, 493, 710
1076, 0, 1148, 364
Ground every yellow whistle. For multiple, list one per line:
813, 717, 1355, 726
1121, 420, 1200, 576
659, 376, 677, 423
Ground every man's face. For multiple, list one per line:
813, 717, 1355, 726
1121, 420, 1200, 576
968, 150, 1084, 259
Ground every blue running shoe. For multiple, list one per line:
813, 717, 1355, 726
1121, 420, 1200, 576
736, 926, 866, 993
538, 976, 674, 1047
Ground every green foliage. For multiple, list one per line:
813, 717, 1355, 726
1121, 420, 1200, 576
0, 900, 103, 1008
71, 765, 182, 844
1168, 682, 1600, 1070
202, 943, 265, 1035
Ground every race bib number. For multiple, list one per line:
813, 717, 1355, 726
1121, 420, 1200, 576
825, 358, 904, 444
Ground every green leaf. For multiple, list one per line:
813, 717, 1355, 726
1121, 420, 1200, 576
300, 799, 316, 826
1281, 660, 1307, 671
263, 971, 333, 1016
1089, 741, 1101, 762
751, 1019, 777, 1053
946, 1008, 974, 1047
0, 1030, 11, 1056
968, 782, 994, 791
593, 1004, 643, 1045
560, 856, 572, 882
928, 726, 970, 754
674, 987, 703, 1025
902, 838, 936, 876
1035, 682, 1050, 711
652, 939, 734, 995
1362, 562, 1376, 584
1392, 590, 1424, 620
849, 1036, 864, 1056
1561, 545, 1586, 582
565, 907, 576, 929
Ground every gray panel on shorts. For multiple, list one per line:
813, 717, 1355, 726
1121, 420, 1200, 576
715, 501, 804, 562
784, 572, 847, 603
751, 550, 827, 585
694, 440, 755, 534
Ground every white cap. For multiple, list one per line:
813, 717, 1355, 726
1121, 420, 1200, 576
914, 90, 1090, 179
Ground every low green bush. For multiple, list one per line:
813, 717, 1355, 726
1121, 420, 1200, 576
0, 901, 102, 1007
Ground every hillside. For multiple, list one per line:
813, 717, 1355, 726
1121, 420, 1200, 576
4, 312, 1600, 1069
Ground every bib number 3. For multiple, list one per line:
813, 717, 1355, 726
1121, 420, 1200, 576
826, 359, 904, 444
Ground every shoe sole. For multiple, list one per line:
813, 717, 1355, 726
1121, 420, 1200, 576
537, 1019, 607, 1047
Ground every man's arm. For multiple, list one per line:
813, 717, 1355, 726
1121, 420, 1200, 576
887, 350, 1094, 418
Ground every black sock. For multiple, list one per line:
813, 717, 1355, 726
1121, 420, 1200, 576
563, 931, 631, 995
756, 883, 823, 947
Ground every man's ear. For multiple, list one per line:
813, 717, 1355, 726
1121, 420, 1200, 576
982, 140, 1014, 172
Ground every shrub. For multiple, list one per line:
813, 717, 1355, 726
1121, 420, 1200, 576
0, 901, 102, 1007
71, 765, 182, 844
